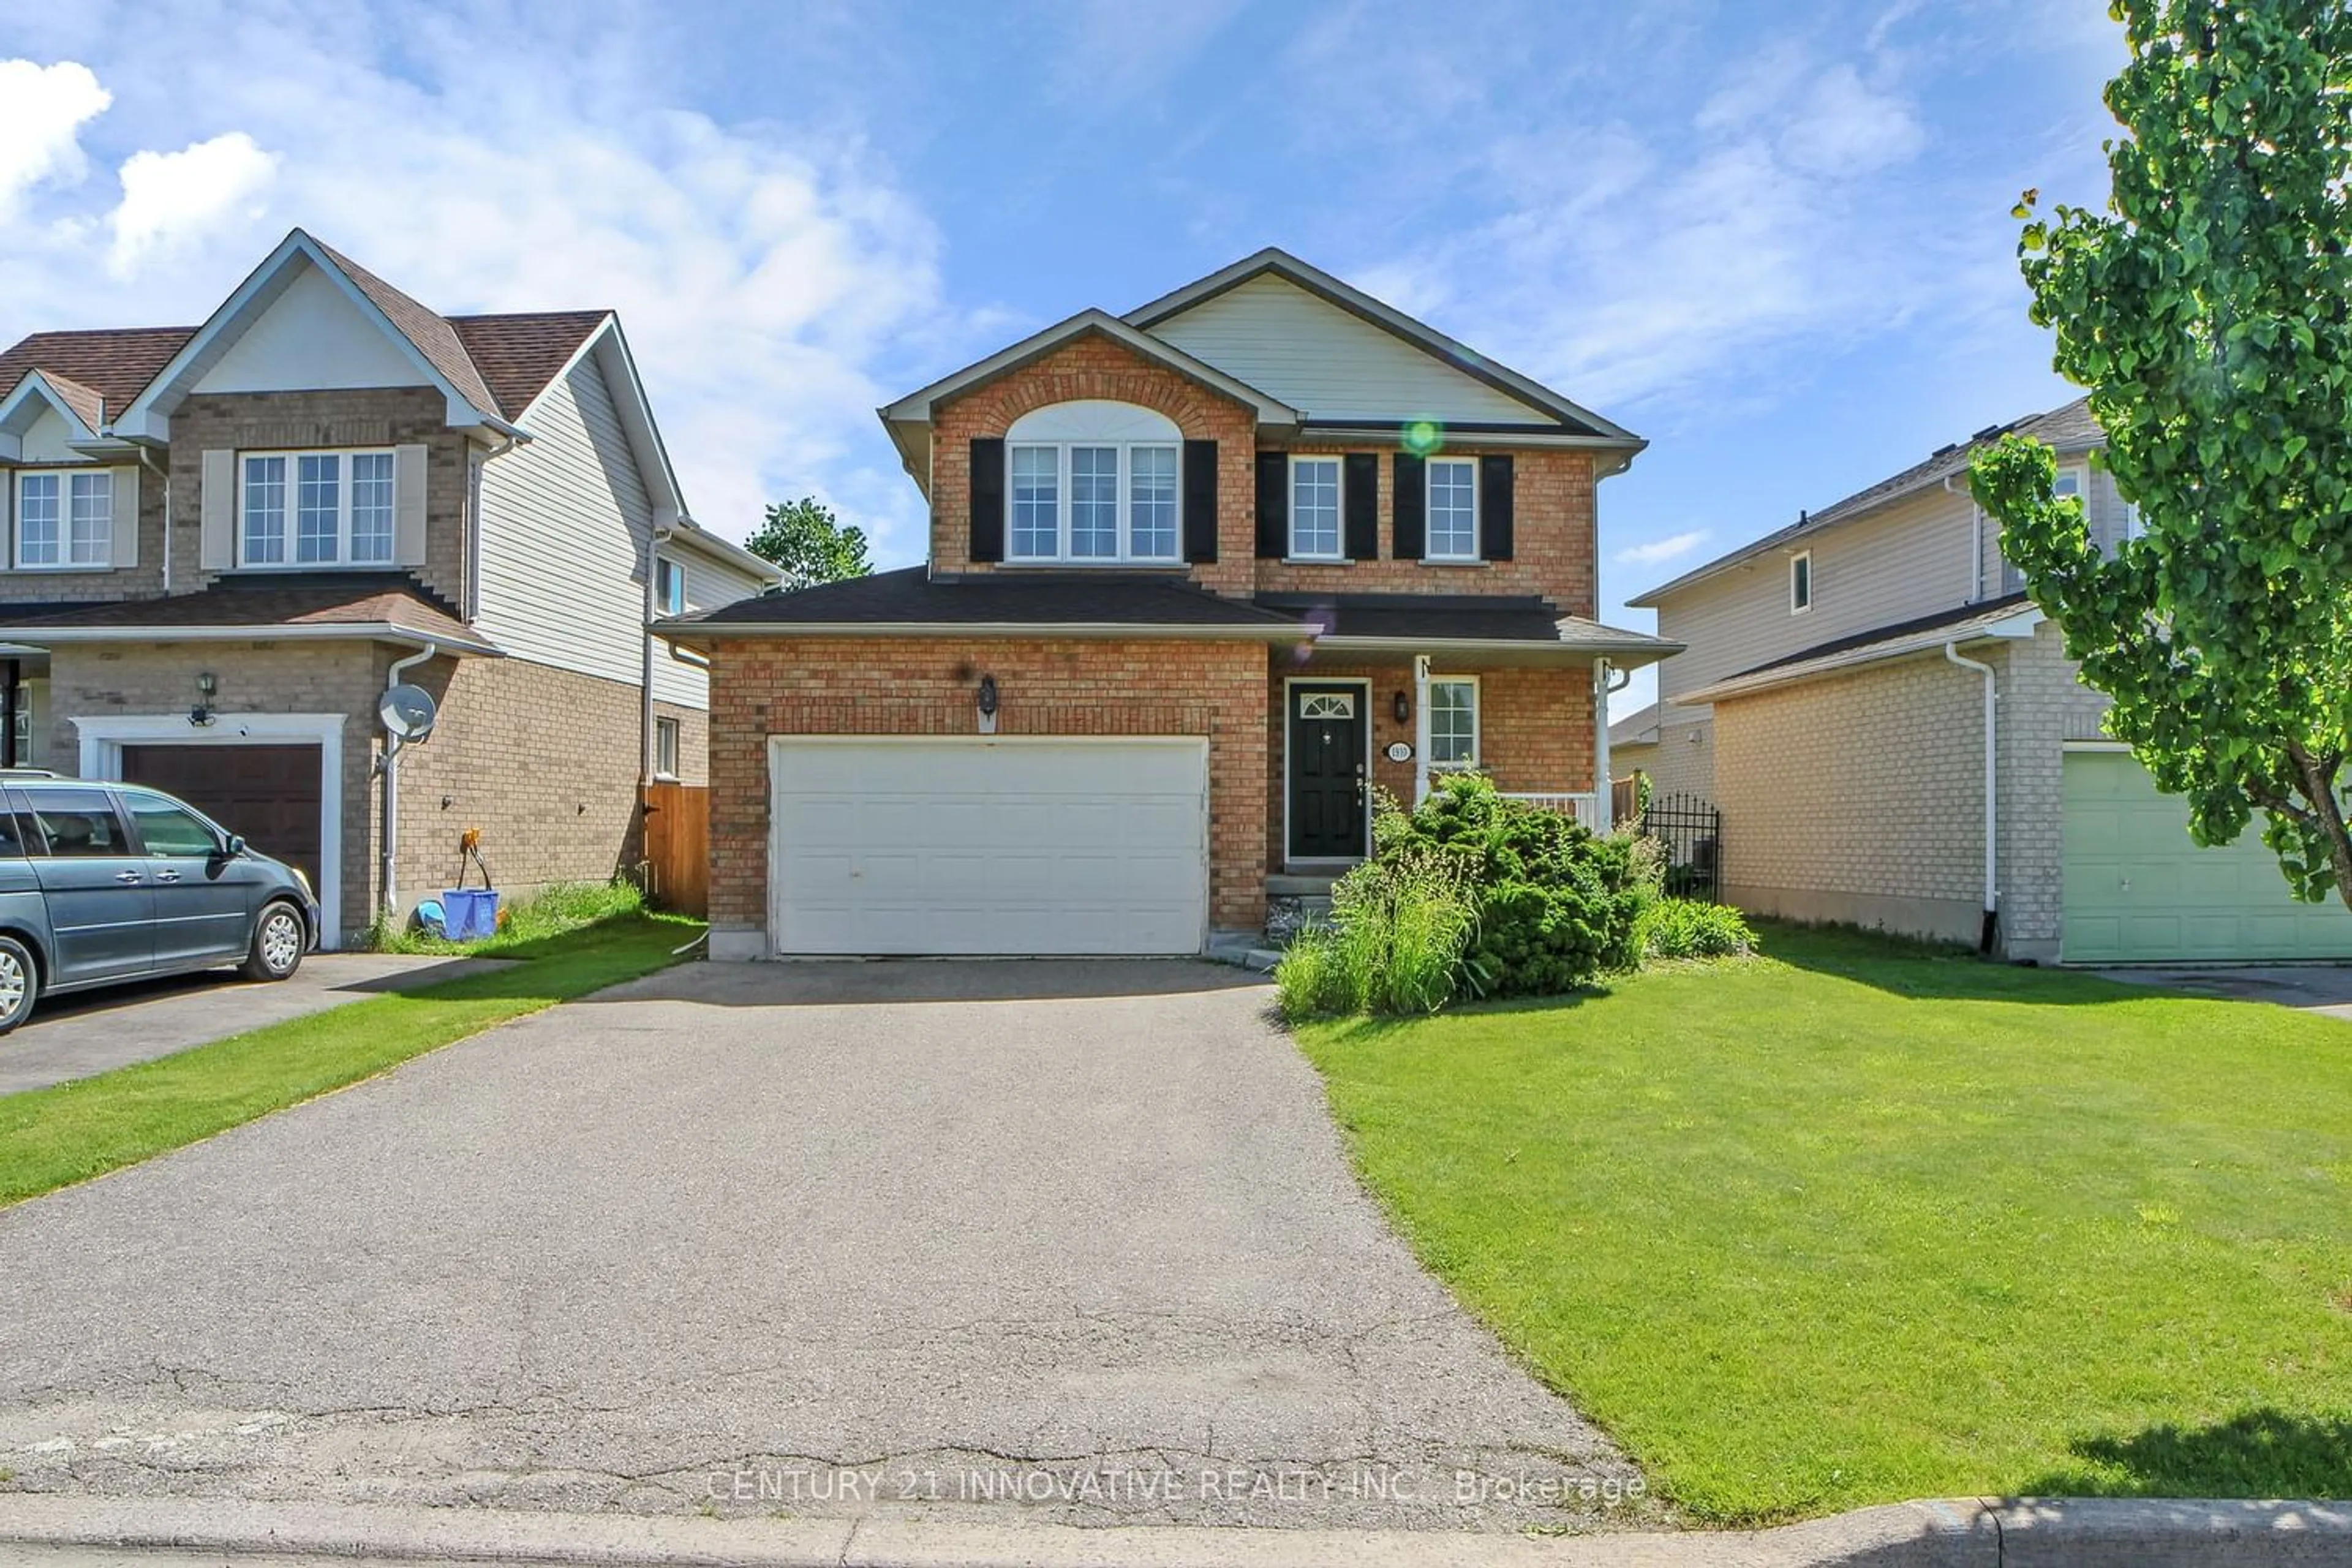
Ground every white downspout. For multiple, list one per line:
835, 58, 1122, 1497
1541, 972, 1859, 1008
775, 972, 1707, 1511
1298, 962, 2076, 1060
380, 641, 437, 918
1412, 654, 1431, 805
642, 527, 669, 786
1944, 641, 1998, 952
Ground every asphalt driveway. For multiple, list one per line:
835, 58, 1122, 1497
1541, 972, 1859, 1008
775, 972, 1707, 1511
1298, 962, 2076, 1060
0, 960, 1642, 1532
0, 952, 514, 1096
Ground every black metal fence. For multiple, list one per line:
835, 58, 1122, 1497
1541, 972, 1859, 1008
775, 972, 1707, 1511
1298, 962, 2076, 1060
1642, 791, 1723, 902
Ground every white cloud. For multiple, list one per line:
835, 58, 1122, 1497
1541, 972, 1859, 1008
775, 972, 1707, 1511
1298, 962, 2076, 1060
109, 131, 278, 277
0, 14, 964, 562
1615, 529, 1711, 567
0, 59, 111, 217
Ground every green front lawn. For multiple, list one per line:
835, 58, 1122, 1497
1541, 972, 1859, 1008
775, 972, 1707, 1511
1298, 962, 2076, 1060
1295, 925, 2352, 1523
0, 910, 698, 1208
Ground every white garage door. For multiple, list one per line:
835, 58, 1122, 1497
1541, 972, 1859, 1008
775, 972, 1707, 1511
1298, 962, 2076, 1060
768, 736, 1210, 956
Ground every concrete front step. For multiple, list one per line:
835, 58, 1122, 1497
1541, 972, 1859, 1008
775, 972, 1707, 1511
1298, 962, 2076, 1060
1267, 872, 1343, 898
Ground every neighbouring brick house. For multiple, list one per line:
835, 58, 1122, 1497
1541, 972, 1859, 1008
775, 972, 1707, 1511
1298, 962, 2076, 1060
663, 249, 1678, 959
0, 228, 775, 946
1629, 398, 2352, 963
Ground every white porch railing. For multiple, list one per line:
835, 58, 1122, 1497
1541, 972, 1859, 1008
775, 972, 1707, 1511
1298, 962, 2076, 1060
1501, 791, 1603, 829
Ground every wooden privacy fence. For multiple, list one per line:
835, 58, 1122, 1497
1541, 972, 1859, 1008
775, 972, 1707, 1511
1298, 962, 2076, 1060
641, 782, 710, 917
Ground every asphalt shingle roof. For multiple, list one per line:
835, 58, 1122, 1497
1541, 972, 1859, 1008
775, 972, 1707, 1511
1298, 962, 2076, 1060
678, 566, 1309, 630
0, 581, 491, 650
0, 327, 198, 428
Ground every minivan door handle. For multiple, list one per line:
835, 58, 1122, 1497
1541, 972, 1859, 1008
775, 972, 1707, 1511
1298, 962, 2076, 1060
115, 870, 143, 884
153, 870, 181, 884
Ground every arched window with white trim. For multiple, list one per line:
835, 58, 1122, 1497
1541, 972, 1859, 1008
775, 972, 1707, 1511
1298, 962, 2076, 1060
1003, 401, 1182, 564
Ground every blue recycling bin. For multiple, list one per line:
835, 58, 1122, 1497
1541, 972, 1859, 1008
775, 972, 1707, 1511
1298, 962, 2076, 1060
442, 887, 499, 941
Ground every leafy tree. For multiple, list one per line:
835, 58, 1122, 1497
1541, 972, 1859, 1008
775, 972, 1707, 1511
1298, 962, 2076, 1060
1971, 0, 2352, 910
745, 496, 872, 590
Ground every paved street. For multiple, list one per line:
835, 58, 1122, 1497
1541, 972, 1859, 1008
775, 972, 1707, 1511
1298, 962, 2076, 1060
0, 960, 1642, 1532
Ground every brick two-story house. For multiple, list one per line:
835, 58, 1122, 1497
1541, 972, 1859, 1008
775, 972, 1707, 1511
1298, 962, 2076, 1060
0, 229, 775, 946
1628, 397, 2352, 963
663, 249, 1677, 959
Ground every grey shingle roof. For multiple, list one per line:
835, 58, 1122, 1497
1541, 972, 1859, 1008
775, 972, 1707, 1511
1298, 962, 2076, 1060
672, 566, 1309, 631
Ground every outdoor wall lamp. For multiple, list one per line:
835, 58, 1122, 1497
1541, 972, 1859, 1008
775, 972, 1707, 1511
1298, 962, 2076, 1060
978, 673, 1000, 736
189, 671, 217, 728
1392, 689, 1411, 724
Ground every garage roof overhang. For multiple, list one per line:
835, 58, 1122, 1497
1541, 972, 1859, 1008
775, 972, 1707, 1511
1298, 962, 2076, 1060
663, 619, 1313, 647
0, 621, 506, 657
1683, 603, 2041, 705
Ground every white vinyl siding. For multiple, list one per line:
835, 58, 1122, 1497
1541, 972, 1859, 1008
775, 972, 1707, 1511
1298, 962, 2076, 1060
650, 550, 765, 710
1145, 273, 1548, 423
1656, 481, 1981, 705
475, 352, 659, 688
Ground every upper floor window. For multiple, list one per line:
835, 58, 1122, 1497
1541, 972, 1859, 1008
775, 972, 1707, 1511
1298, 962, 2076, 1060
1789, 549, 1812, 613
656, 556, 686, 616
1291, 456, 1342, 560
2005, 465, 2086, 590
1003, 401, 1182, 564
15, 470, 112, 570
1426, 458, 1479, 561
240, 450, 395, 569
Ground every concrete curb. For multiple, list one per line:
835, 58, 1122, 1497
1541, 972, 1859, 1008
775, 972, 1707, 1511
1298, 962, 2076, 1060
0, 1494, 2345, 1566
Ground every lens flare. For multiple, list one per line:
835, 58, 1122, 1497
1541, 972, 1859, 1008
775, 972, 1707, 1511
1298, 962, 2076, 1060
1402, 419, 1443, 456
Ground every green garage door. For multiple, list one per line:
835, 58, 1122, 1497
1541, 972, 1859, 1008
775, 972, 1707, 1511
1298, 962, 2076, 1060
2062, 750, 2352, 962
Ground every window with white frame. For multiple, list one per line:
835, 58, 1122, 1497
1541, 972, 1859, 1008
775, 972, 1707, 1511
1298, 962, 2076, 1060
1426, 458, 1478, 560
1290, 456, 1341, 559
1790, 549, 1812, 612
654, 716, 680, 778
1428, 677, 1479, 767
14, 470, 112, 569
239, 450, 396, 568
1001, 401, 1182, 564
656, 556, 686, 616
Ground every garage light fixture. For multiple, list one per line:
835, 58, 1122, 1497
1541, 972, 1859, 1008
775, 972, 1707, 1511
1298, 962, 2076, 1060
190, 671, 217, 728
977, 673, 1000, 736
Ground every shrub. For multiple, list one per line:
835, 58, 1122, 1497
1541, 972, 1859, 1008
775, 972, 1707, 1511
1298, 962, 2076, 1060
1637, 897, 1756, 960
1275, 845, 1476, 1020
1378, 774, 1651, 998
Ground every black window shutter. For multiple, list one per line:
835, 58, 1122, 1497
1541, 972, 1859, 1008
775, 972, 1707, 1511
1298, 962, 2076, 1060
1255, 451, 1287, 558
1344, 453, 1379, 560
1183, 439, 1219, 563
1480, 453, 1515, 561
969, 437, 1005, 563
1392, 453, 1426, 562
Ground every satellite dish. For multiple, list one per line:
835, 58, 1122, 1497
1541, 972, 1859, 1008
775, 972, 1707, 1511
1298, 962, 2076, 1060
380, 682, 439, 742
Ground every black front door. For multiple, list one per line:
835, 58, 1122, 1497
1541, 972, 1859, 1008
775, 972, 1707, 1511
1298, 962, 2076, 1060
1287, 685, 1366, 860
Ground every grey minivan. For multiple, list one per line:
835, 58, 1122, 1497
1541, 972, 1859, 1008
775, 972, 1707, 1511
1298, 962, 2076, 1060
0, 774, 322, 1035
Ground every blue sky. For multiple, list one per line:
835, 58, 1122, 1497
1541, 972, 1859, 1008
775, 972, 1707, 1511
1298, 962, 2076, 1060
1, 2, 2125, 710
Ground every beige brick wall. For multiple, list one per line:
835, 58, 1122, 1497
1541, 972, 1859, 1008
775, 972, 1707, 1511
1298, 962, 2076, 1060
924, 334, 1599, 612
388, 651, 649, 918
706, 636, 1272, 944
168, 387, 470, 606
1714, 652, 1992, 943
45, 639, 656, 942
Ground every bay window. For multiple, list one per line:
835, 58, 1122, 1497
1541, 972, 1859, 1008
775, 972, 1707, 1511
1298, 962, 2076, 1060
241, 450, 396, 568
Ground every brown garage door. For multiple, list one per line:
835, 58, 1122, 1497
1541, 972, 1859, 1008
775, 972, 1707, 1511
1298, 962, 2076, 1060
119, 744, 325, 891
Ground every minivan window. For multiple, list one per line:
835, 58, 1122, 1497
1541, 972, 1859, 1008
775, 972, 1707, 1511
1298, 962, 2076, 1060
17, 788, 134, 858
0, 809, 24, 858
125, 793, 222, 858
